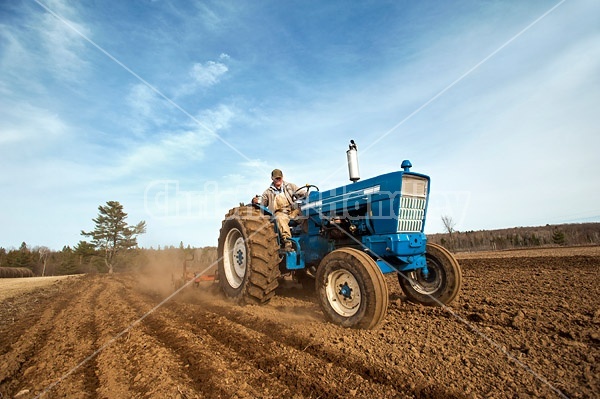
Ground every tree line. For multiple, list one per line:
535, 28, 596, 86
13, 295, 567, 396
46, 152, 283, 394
0, 200, 219, 277
429, 222, 600, 252
0, 201, 145, 276
0, 241, 217, 277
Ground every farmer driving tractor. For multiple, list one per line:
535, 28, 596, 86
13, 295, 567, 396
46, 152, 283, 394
252, 168, 307, 252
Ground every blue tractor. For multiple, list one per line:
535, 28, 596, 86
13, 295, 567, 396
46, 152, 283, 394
217, 141, 462, 329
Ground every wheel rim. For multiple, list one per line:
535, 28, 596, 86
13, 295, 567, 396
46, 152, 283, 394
407, 257, 443, 295
223, 228, 247, 289
325, 269, 361, 317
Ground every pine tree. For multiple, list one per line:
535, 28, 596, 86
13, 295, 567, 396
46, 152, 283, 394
552, 228, 566, 246
81, 201, 146, 273
58, 246, 79, 275
13, 242, 33, 269
74, 240, 99, 273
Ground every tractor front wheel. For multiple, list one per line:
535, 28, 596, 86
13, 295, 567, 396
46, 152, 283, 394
316, 248, 389, 329
398, 243, 462, 306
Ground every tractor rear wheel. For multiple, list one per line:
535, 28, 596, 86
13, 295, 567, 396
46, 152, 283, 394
316, 248, 389, 329
217, 206, 280, 304
398, 243, 462, 306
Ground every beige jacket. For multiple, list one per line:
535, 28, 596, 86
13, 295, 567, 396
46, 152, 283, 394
259, 181, 306, 214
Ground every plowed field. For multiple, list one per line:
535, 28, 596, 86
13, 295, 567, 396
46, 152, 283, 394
1, 247, 598, 399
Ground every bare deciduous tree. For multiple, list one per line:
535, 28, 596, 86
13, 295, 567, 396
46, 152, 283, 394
441, 215, 456, 235
38, 246, 50, 276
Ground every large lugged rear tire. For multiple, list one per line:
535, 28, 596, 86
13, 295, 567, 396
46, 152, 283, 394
398, 242, 462, 306
217, 206, 280, 304
316, 248, 389, 329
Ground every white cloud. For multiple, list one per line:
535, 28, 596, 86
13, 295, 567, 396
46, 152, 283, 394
125, 83, 170, 135
0, 101, 105, 193
190, 1, 240, 33
190, 61, 228, 87
175, 59, 229, 96
240, 159, 269, 170
0, 26, 33, 75
127, 84, 157, 117
0, 0, 91, 86
36, 0, 91, 82
194, 103, 234, 132
161, 128, 214, 155
114, 104, 235, 177
0, 102, 66, 146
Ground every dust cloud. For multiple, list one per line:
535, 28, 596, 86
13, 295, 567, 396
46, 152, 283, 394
133, 249, 219, 301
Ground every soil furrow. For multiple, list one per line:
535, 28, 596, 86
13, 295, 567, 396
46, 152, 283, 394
161, 300, 428, 398
90, 277, 200, 398
8, 278, 105, 398
122, 279, 285, 398
171, 293, 465, 399
0, 293, 72, 397
142, 312, 259, 398
126, 281, 393, 398
79, 280, 102, 398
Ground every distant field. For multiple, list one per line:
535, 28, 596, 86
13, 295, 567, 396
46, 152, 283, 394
455, 245, 600, 259
0, 275, 83, 302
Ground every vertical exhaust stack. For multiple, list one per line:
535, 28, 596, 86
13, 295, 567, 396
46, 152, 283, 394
347, 139, 360, 183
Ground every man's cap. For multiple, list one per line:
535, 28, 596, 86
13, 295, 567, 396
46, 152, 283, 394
271, 169, 283, 178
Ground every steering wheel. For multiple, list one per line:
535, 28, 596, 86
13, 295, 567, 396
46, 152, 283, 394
293, 184, 319, 201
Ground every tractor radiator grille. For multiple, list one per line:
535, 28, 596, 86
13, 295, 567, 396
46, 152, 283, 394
398, 175, 428, 232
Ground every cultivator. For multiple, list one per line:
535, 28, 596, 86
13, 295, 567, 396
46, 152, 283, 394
172, 254, 215, 290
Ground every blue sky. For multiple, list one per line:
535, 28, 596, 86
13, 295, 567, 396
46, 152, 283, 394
1, 0, 599, 250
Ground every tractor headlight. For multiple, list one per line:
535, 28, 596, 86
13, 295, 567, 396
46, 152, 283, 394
401, 175, 428, 197
398, 175, 428, 232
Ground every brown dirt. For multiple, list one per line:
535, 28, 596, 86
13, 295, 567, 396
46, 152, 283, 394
455, 245, 600, 259
1, 248, 598, 399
